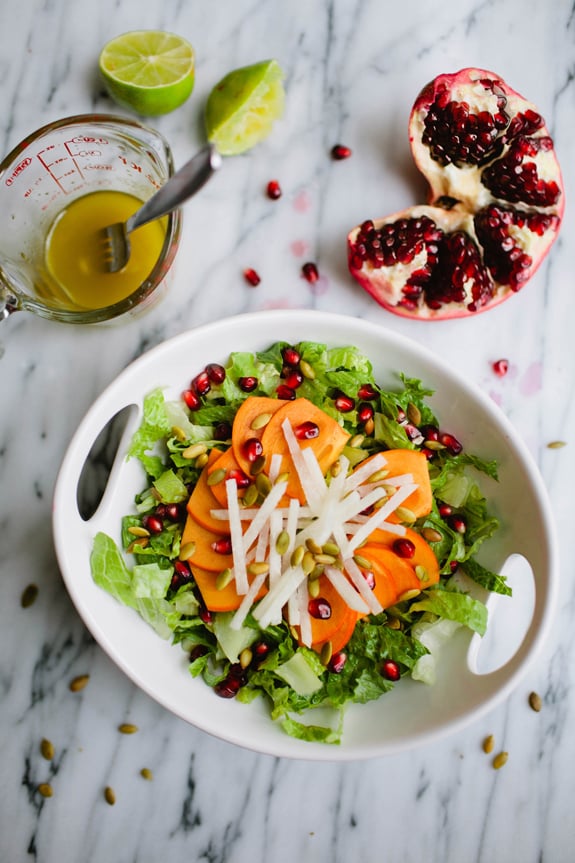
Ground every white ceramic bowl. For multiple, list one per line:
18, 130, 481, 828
53, 311, 559, 760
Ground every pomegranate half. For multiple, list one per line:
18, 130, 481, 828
348, 68, 564, 319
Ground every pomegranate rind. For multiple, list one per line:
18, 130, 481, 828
349, 67, 564, 320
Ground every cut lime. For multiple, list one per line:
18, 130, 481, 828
99, 30, 195, 116
205, 59, 285, 156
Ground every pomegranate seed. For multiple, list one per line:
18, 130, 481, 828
276, 384, 296, 400
363, 570, 376, 589
214, 421, 232, 440
439, 431, 463, 455
228, 468, 251, 489
162, 503, 182, 522
331, 144, 352, 160
238, 376, 258, 392
254, 641, 270, 658
199, 606, 213, 624
334, 393, 355, 413
357, 403, 374, 423
450, 560, 459, 573
421, 447, 434, 461
396, 407, 407, 424
189, 645, 208, 662
192, 371, 211, 396
301, 262, 319, 283
381, 660, 400, 682
183, 389, 201, 411
358, 383, 378, 400
173, 560, 191, 577
143, 515, 163, 534
205, 363, 226, 384
492, 358, 509, 377
448, 514, 467, 534
214, 676, 241, 698
282, 346, 301, 366
283, 369, 303, 389
308, 598, 332, 619
243, 268, 261, 287
212, 536, 232, 554
295, 421, 319, 440
420, 424, 439, 442
393, 538, 416, 559
171, 560, 192, 590
243, 437, 263, 462
438, 503, 453, 518
266, 179, 282, 200
328, 651, 347, 673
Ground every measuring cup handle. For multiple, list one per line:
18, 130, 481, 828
126, 143, 222, 234
0, 273, 20, 322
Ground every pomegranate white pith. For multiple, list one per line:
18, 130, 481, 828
348, 67, 564, 320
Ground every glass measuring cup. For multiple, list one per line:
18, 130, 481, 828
0, 114, 182, 324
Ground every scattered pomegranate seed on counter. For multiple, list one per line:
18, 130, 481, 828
301, 261, 319, 283
492, 358, 509, 376
331, 144, 352, 160
266, 179, 282, 199
243, 268, 261, 286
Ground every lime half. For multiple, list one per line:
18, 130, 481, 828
205, 59, 285, 156
99, 30, 195, 116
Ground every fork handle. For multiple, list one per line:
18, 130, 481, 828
125, 143, 222, 234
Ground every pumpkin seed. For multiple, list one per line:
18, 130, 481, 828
330, 459, 342, 478
21, 584, 39, 608
385, 617, 401, 630
424, 440, 446, 451
482, 734, 495, 754
250, 455, 266, 476
492, 751, 508, 770
250, 412, 272, 430
368, 468, 389, 484
275, 530, 290, 555
422, 527, 443, 543
40, 738, 55, 761
407, 403, 422, 426
239, 647, 253, 668
243, 483, 259, 507
397, 588, 420, 603
308, 577, 320, 598
118, 723, 139, 734
140, 768, 153, 781
322, 541, 340, 557
171, 426, 188, 442
547, 440, 566, 449
314, 553, 336, 566
128, 525, 151, 538
395, 506, 416, 524
373, 496, 389, 510
182, 442, 208, 460
207, 468, 226, 486
309, 564, 324, 581
353, 554, 372, 570
275, 471, 290, 485
179, 541, 196, 561
299, 359, 315, 380
291, 545, 305, 567
127, 537, 149, 553
320, 641, 333, 665
349, 434, 365, 448
37, 783, 53, 798
216, 568, 233, 590
415, 565, 429, 583
69, 674, 90, 692
247, 561, 269, 576
305, 538, 323, 555
364, 417, 375, 436
104, 786, 116, 805
255, 473, 272, 496
195, 452, 209, 469
529, 691, 542, 712
302, 551, 316, 575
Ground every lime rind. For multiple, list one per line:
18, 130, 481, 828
205, 59, 285, 156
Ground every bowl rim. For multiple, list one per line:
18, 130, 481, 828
52, 310, 560, 760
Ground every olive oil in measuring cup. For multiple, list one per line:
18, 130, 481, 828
44, 190, 166, 310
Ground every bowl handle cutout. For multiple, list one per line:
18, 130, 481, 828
467, 553, 536, 677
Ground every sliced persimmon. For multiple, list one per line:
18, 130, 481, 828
205, 446, 250, 507
231, 396, 285, 474
358, 544, 422, 608
353, 448, 433, 518
180, 513, 233, 572
366, 526, 440, 587
260, 397, 350, 503
187, 450, 232, 535
311, 607, 359, 655
296, 573, 357, 648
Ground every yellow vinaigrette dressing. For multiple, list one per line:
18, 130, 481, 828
45, 190, 166, 309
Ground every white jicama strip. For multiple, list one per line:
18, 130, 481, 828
297, 581, 312, 647
268, 452, 283, 484
343, 557, 383, 615
241, 480, 287, 551
210, 505, 313, 521
230, 571, 268, 630
344, 452, 387, 493
268, 509, 283, 588
287, 591, 300, 626
302, 446, 327, 496
339, 485, 387, 522
281, 418, 322, 512
255, 519, 269, 562
225, 479, 249, 594
254, 566, 308, 630
346, 517, 406, 536
347, 484, 417, 554
324, 566, 371, 614
357, 473, 413, 496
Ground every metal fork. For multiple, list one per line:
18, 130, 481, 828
101, 143, 222, 272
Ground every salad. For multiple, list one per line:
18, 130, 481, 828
90, 340, 508, 744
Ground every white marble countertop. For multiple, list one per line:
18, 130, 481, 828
1, 1, 574, 860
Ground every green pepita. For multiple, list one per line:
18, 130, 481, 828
250, 412, 273, 430
407, 403, 422, 426
239, 647, 253, 668
216, 568, 233, 590
322, 541, 340, 557
207, 468, 226, 487
250, 455, 266, 476
320, 641, 333, 665
21, 584, 39, 608
302, 551, 316, 575
349, 434, 365, 448
128, 525, 151, 538
118, 723, 139, 734
305, 538, 323, 555
195, 452, 209, 469
40, 738, 55, 761
275, 530, 290, 555
368, 468, 389, 484
291, 545, 305, 568
314, 553, 336, 566
299, 359, 315, 380
243, 483, 259, 507
255, 473, 272, 496
37, 783, 53, 798
247, 561, 270, 576
353, 554, 372, 570
104, 786, 116, 805
182, 442, 208, 460
415, 565, 429, 583
397, 588, 420, 603
171, 425, 188, 442
308, 577, 321, 598
422, 527, 443, 543
395, 506, 417, 524
179, 541, 196, 561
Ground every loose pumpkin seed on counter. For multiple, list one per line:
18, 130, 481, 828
37, 782, 53, 798
20, 584, 39, 608
529, 691, 543, 712
69, 674, 90, 692
118, 723, 139, 734
40, 738, 55, 761
492, 751, 509, 770
104, 786, 116, 805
